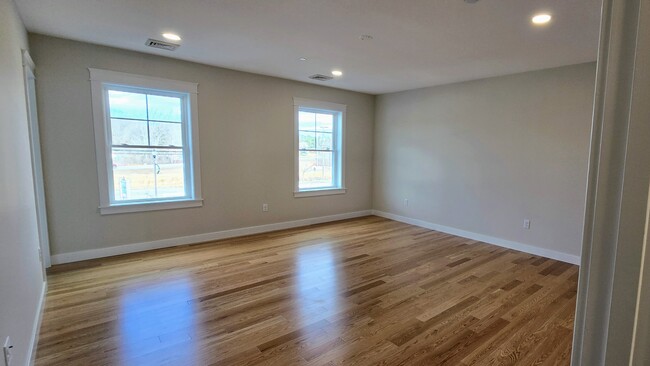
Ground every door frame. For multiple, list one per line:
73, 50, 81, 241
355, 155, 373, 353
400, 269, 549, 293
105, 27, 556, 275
571, 0, 650, 364
22, 49, 51, 270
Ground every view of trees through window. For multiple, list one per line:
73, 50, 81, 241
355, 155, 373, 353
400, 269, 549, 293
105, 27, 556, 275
298, 110, 336, 189
108, 89, 186, 201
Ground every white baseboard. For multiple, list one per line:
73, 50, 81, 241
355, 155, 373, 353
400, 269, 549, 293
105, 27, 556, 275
372, 210, 580, 265
50, 209, 580, 265
28, 281, 46, 366
50, 210, 372, 264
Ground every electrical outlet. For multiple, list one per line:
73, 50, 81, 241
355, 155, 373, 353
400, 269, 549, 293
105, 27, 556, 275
3, 337, 13, 366
404, 198, 409, 207
262, 203, 269, 212
523, 219, 531, 230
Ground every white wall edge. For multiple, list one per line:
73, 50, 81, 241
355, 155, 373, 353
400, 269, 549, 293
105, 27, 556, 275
51, 210, 372, 264
28, 281, 46, 366
372, 210, 581, 265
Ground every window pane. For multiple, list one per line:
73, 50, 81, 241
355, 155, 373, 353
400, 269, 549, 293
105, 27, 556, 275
316, 132, 332, 150
316, 113, 333, 132
299, 131, 315, 150
150, 122, 183, 147
299, 111, 316, 131
110, 118, 148, 146
147, 95, 182, 122
111, 148, 186, 201
152, 149, 186, 198
108, 90, 147, 120
299, 151, 333, 189
112, 148, 156, 201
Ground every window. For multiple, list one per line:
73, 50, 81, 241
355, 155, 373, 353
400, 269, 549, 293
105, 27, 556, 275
89, 69, 202, 214
294, 98, 346, 197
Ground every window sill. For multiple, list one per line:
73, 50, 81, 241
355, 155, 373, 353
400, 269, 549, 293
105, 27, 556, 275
294, 188, 347, 198
99, 199, 203, 215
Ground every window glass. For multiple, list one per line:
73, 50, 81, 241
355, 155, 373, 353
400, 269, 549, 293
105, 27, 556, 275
299, 131, 316, 150
298, 111, 316, 131
106, 88, 188, 202
147, 95, 182, 122
316, 132, 332, 150
110, 119, 149, 146
108, 90, 147, 120
296, 105, 342, 191
112, 147, 156, 201
315, 113, 333, 132
149, 121, 183, 147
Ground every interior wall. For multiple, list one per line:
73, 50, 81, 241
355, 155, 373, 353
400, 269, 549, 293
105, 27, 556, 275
373, 63, 596, 262
0, 0, 47, 365
28, 34, 375, 258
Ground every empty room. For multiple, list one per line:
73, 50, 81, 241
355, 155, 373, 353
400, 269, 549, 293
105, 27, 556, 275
2, 0, 650, 365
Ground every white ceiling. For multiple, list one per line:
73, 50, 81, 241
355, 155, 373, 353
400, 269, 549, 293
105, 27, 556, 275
15, 0, 602, 94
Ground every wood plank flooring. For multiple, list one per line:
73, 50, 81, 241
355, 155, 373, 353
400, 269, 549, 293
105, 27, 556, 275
36, 216, 578, 365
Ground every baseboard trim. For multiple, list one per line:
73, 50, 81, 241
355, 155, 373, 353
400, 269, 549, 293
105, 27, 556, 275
50, 210, 373, 264
28, 281, 46, 366
372, 210, 580, 265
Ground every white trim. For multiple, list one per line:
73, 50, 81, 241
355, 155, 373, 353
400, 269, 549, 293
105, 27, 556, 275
293, 97, 346, 111
22, 50, 51, 270
28, 282, 46, 366
294, 188, 347, 198
50, 210, 372, 264
89, 68, 202, 214
21, 49, 35, 70
372, 210, 581, 265
630, 184, 650, 365
99, 199, 203, 215
572, 0, 650, 364
88, 68, 198, 94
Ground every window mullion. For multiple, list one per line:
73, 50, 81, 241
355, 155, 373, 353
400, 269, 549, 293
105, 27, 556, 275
145, 94, 151, 147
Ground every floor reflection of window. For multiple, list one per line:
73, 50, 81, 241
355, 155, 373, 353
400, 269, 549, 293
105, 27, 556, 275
119, 278, 197, 365
295, 244, 341, 325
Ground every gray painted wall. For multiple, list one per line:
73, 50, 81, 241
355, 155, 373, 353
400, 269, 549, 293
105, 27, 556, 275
373, 63, 596, 260
29, 34, 596, 265
29, 34, 375, 257
0, 0, 46, 364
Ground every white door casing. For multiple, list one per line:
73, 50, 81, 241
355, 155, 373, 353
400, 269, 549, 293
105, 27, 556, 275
22, 50, 51, 270
572, 0, 650, 364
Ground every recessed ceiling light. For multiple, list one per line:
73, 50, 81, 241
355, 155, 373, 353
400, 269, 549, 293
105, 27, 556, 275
331, 70, 343, 77
531, 13, 552, 25
299, 57, 307, 61
162, 33, 181, 41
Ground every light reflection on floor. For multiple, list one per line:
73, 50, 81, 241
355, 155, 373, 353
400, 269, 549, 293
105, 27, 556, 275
294, 243, 342, 327
119, 277, 197, 365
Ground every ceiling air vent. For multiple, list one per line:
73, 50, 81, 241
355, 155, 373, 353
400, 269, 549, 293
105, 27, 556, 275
309, 74, 333, 81
145, 38, 179, 51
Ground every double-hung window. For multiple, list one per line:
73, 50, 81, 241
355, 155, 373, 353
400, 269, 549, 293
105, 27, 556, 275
89, 69, 202, 214
294, 98, 346, 197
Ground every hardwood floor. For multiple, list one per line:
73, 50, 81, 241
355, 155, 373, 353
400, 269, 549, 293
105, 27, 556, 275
36, 216, 578, 365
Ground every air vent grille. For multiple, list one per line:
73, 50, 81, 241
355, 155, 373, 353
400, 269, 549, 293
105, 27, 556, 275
309, 74, 333, 81
145, 39, 179, 51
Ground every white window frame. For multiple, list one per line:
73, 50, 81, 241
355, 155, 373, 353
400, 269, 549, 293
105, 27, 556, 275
89, 68, 202, 215
293, 97, 346, 198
